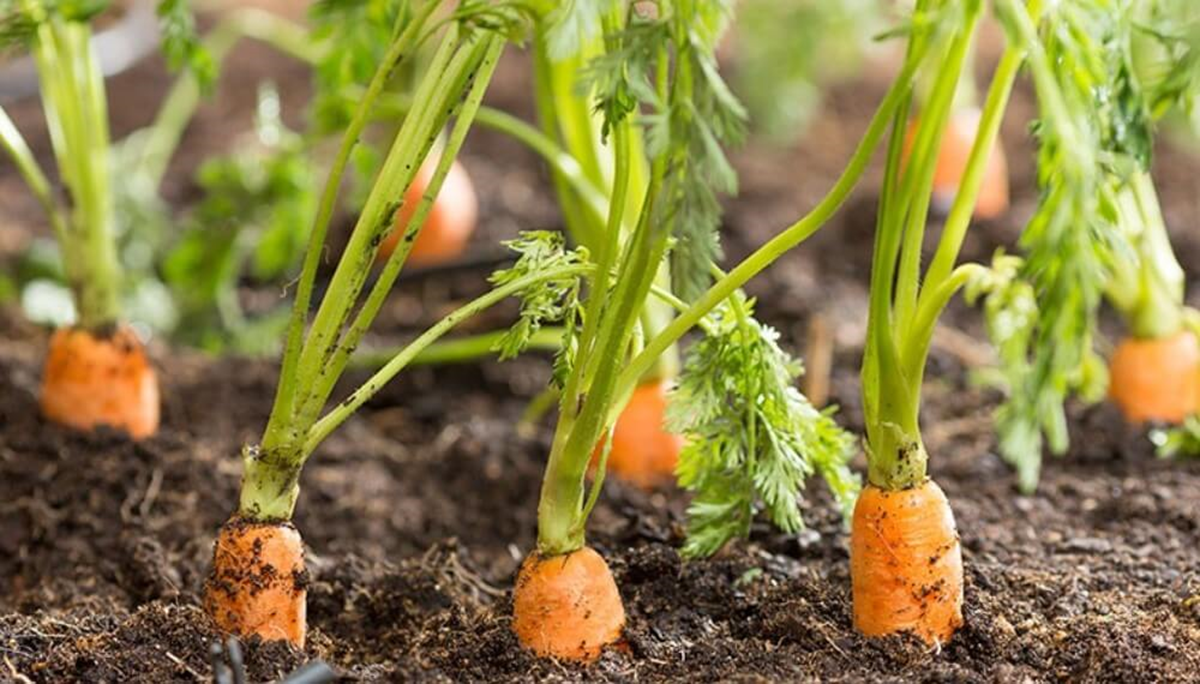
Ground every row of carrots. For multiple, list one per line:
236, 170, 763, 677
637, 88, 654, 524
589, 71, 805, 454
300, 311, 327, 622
34, 104, 1197, 658
9, 0, 1199, 668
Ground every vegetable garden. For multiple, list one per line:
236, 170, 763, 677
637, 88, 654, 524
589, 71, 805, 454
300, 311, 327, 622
1, 0, 1199, 681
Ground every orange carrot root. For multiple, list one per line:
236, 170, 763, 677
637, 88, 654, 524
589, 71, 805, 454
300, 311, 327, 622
904, 107, 1009, 220
851, 479, 963, 646
512, 547, 626, 662
1109, 330, 1200, 424
379, 158, 478, 267
592, 379, 683, 489
204, 517, 307, 648
40, 324, 160, 439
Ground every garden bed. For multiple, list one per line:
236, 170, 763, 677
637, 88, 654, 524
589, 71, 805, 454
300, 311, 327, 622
1, 22, 1200, 684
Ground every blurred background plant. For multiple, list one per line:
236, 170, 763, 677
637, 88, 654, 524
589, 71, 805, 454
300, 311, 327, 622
726, 0, 882, 143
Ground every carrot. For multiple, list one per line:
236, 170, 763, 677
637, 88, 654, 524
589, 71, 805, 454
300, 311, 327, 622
40, 325, 160, 439
1108, 330, 1200, 424
199, 15, 507, 650
378, 157, 478, 267
204, 517, 307, 648
592, 379, 684, 489
512, 547, 625, 662
904, 107, 1009, 220
850, 479, 963, 646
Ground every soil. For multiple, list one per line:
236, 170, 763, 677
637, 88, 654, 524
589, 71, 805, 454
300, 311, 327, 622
2, 8, 1200, 684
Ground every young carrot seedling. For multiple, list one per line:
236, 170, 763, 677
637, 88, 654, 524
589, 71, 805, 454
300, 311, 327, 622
850, 0, 1039, 645
0, 0, 210, 438
201, 3, 566, 647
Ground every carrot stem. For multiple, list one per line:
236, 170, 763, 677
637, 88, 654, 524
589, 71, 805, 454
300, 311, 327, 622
612, 33, 931, 403
0, 106, 69, 244
28, 14, 122, 331
1106, 171, 1184, 340
261, 1, 438, 457
863, 0, 1027, 491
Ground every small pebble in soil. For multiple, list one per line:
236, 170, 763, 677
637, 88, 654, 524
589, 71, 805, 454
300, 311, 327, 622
1059, 537, 1112, 554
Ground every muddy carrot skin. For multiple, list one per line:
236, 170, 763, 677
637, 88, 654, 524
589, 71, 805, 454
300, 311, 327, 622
1108, 330, 1200, 424
850, 479, 963, 645
904, 107, 1009, 220
378, 158, 478, 267
593, 379, 684, 489
204, 518, 307, 648
40, 325, 160, 439
512, 547, 626, 662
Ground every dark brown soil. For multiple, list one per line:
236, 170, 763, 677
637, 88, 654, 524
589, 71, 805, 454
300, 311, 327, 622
2, 10, 1200, 684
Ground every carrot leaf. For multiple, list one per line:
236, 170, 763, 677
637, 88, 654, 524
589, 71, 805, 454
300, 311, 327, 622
668, 293, 858, 558
982, 0, 1129, 491
1151, 415, 1200, 459
541, 0, 619, 60
489, 231, 588, 367
156, 0, 214, 88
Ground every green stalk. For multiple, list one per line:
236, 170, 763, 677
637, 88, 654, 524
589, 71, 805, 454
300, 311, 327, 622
863, 13, 1024, 491
349, 327, 564, 369
31, 15, 121, 331
365, 92, 612, 226
284, 25, 468, 434
261, 2, 438, 454
0, 105, 69, 243
892, 16, 977, 335
242, 20, 511, 522
1110, 171, 1184, 340
302, 265, 592, 457
292, 36, 505, 431
532, 18, 675, 387
905, 43, 1024, 377
135, 8, 317, 190
532, 32, 602, 248
611, 39, 929, 403
236, 265, 589, 520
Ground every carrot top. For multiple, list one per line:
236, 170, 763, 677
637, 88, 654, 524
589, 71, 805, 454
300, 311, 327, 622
522, 0, 945, 560
975, 1, 1197, 489
234, 6, 571, 522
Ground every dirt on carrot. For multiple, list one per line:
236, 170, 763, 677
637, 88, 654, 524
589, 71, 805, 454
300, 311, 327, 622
850, 479, 964, 646
204, 517, 308, 647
